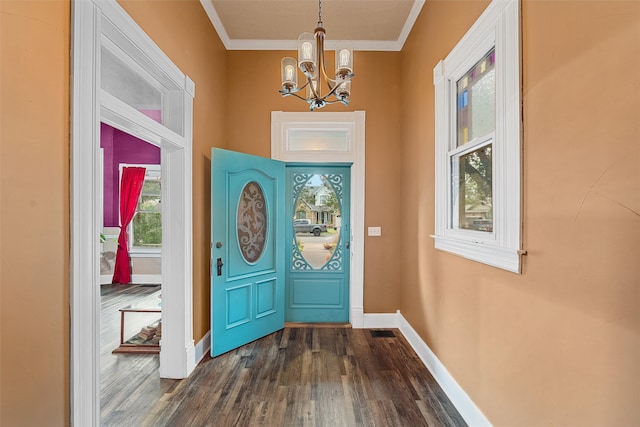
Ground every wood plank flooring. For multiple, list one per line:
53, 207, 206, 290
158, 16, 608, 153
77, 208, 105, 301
102, 285, 467, 426
101, 284, 177, 426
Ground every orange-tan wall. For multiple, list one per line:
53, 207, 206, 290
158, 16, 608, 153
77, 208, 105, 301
1, 0, 638, 425
0, 0, 227, 424
400, 1, 640, 425
0, 1, 71, 425
226, 50, 403, 312
118, 0, 228, 341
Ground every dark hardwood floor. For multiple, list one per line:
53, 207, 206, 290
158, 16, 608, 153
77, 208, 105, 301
101, 285, 467, 426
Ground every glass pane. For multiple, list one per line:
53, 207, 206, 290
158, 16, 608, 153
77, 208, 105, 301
101, 47, 163, 121
454, 145, 493, 232
457, 48, 495, 146
237, 181, 267, 264
133, 212, 162, 247
138, 179, 161, 213
133, 177, 161, 247
292, 174, 342, 270
101, 47, 185, 136
288, 130, 350, 151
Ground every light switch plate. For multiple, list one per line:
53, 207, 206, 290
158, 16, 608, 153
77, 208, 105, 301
368, 226, 382, 236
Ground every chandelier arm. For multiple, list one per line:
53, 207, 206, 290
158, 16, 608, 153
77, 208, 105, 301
319, 77, 351, 101
320, 84, 342, 101
305, 74, 320, 99
278, 79, 310, 95
283, 91, 313, 102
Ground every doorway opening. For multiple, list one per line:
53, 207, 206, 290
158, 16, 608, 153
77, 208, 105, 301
72, 1, 195, 424
271, 111, 366, 326
286, 165, 351, 323
99, 125, 163, 423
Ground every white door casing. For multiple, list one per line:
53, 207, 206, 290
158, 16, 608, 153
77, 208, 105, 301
71, 1, 194, 425
271, 111, 365, 327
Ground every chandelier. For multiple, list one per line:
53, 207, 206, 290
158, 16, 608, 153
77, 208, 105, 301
279, 0, 354, 111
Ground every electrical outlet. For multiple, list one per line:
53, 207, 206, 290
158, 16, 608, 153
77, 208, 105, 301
368, 226, 382, 237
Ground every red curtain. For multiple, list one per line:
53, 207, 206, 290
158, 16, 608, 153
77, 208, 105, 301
112, 167, 146, 284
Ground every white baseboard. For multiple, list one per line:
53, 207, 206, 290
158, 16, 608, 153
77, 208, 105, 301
132, 274, 162, 284
362, 312, 400, 328
195, 331, 211, 365
159, 339, 196, 379
397, 310, 492, 427
100, 274, 162, 285
351, 306, 365, 328
186, 341, 197, 374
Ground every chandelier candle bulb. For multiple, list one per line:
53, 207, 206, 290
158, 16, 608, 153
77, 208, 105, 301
298, 33, 317, 74
335, 42, 353, 77
281, 57, 298, 89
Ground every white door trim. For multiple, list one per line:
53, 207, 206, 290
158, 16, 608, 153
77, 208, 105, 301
71, 1, 194, 425
271, 111, 366, 327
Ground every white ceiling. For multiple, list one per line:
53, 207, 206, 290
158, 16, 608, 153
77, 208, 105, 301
200, 0, 425, 51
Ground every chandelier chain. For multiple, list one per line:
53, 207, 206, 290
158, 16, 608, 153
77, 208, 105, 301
317, 0, 323, 26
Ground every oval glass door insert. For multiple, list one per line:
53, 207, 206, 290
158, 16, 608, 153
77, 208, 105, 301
237, 181, 267, 263
292, 173, 342, 270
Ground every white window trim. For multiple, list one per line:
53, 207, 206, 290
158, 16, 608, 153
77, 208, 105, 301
432, 0, 522, 273
119, 163, 162, 256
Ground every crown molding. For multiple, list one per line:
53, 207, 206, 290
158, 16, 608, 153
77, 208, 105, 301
199, 0, 425, 52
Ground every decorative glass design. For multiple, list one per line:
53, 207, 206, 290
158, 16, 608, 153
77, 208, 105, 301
457, 48, 495, 147
237, 181, 267, 263
291, 172, 343, 270
452, 145, 493, 232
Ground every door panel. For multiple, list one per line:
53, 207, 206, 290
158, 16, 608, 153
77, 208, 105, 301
286, 166, 351, 323
211, 148, 285, 357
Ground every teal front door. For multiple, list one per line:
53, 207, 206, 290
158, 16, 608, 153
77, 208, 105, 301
211, 148, 285, 356
286, 165, 351, 323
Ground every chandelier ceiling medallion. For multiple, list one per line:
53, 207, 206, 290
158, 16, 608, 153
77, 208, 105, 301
279, 0, 355, 111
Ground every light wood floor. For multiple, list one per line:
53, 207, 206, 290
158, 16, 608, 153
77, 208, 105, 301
101, 284, 467, 426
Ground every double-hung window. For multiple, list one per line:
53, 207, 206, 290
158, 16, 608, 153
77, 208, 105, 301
120, 164, 162, 255
433, 0, 522, 272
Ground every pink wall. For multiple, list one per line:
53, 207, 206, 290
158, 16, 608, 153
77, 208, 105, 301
101, 123, 160, 226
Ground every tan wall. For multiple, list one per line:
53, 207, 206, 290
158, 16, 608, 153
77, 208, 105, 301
226, 50, 403, 312
400, 1, 640, 425
118, 0, 228, 341
1, 1, 226, 424
2, 0, 637, 425
0, 1, 71, 425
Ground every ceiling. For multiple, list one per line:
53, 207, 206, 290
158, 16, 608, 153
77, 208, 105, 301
200, 0, 425, 51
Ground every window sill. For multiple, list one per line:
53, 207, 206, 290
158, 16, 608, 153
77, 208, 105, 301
431, 234, 521, 273
129, 250, 162, 258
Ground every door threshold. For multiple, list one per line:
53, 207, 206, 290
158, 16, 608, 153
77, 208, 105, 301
285, 322, 352, 329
